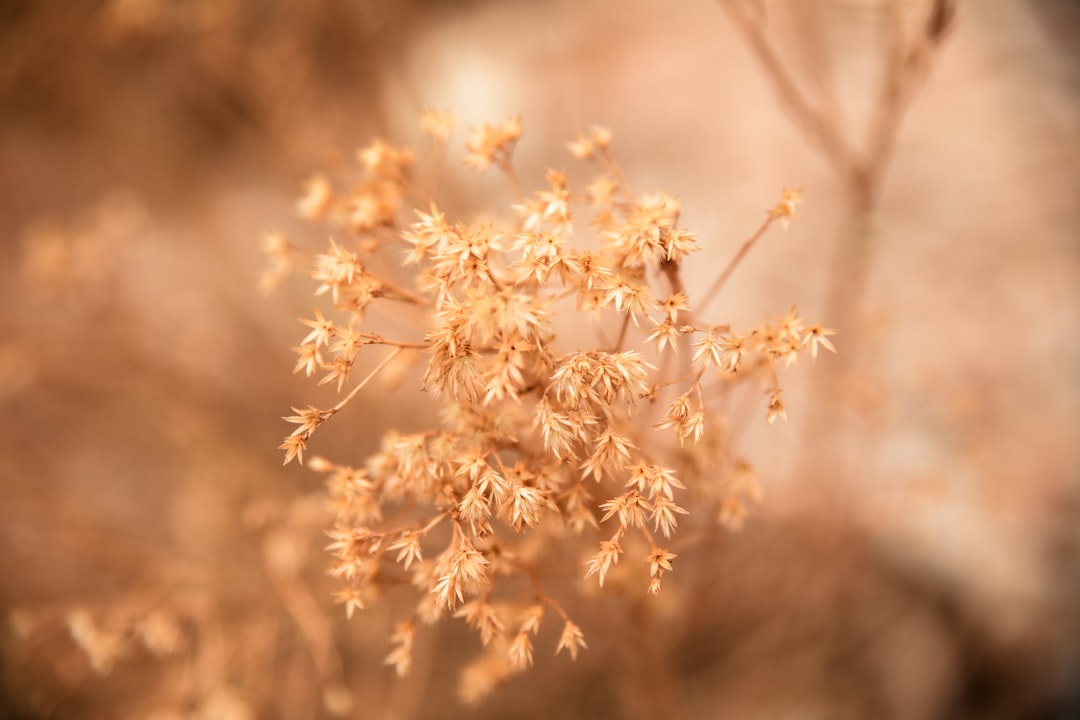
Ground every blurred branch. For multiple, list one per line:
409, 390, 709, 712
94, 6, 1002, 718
719, 0, 954, 209
861, 0, 952, 207
718, 0, 857, 172
718, 0, 956, 490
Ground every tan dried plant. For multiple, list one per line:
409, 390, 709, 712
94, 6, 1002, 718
266, 111, 835, 699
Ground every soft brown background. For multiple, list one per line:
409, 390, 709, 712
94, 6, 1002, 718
1, 1, 1078, 718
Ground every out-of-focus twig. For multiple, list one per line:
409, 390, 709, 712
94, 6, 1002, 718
717, 0, 955, 485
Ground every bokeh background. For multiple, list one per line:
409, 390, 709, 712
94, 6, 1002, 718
1, 1, 1078, 718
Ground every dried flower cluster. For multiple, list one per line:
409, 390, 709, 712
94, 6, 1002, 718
268, 112, 834, 698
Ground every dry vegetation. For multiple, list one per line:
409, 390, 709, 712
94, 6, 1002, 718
1, 1, 1078, 719
274, 111, 834, 699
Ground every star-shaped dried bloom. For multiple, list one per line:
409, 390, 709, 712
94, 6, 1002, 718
419, 107, 455, 142
279, 434, 308, 466
566, 133, 595, 160
508, 483, 546, 530
586, 175, 618, 209
766, 389, 787, 425
602, 279, 653, 325
508, 631, 534, 670
387, 533, 423, 571
626, 463, 686, 501
803, 323, 838, 359
645, 319, 682, 354
330, 322, 374, 362
580, 429, 636, 483
454, 600, 504, 647
432, 538, 490, 609
555, 620, 587, 661
719, 496, 749, 531
357, 139, 413, 181
656, 393, 705, 446
779, 306, 805, 338
300, 307, 336, 348
664, 228, 700, 263
312, 239, 365, 303
283, 405, 327, 438
464, 116, 522, 172
650, 496, 689, 538
518, 605, 544, 636
333, 586, 365, 619
403, 204, 452, 264
584, 536, 623, 587
292, 343, 322, 377
567, 125, 611, 160
647, 549, 676, 577
258, 230, 295, 294
769, 187, 803, 229
693, 333, 724, 369
297, 174, 332, 219
720, 333, 748, 372
384, 621, 415, 678
599, 490, 651, 529
514, 168, 571, 232
590, 125, 612, 149
658, 292, 691, 322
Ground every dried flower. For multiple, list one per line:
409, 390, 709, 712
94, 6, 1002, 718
769, 186, 803, 228
271, 113, 833, 688
803, 322, 839, 358
384, 620, 415, 677
297, 174, 332, 220
465, 116, 522, 172
555, 620, 588, 661
420, 108, 456, 142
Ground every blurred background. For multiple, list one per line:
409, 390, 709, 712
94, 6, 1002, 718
1, 0, 1078, 718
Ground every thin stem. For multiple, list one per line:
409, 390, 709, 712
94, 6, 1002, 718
637, 523, 657, 549
792, 0, 845, 139
264, 560, 341, 681
660, 260, 686, 297
862, 1, 939, 201
327, 346, 403, 416
698, 215, 775, 315
429, 138, 448, 201
512, 557, 571, 621
377, 511, 449, 542
372, 338, 428, 350
660, 260, 703, 370
380, 279, 431, 307
497, 156, 524, 203
596, 147, 636, 204
652, 366, 706, 392
612, 313, 632, 352
719, 0, 855, 172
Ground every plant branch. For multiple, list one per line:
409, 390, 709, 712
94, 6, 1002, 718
328, 346, 404, 416
698, 215, 775, 315
718, 0, 855, 172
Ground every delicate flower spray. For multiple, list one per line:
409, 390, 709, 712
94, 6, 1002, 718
267, 112, 835, 700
